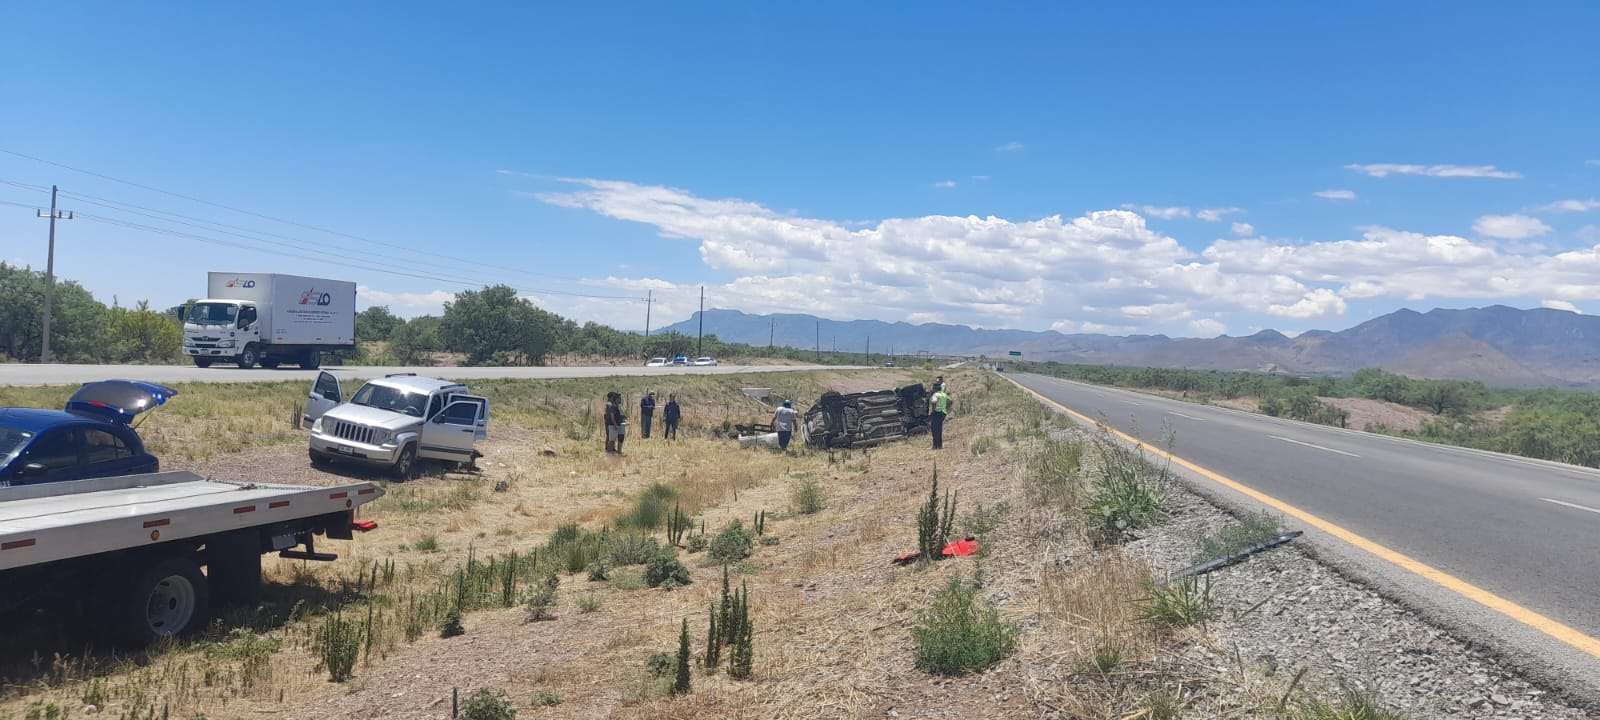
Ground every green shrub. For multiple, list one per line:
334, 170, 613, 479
1138, 576, 1214, 627
608, 532, 660, 566
439, 607, 466, 638
414, 534, 441, 552
969, 435, 997, 456
646, 651, 674, 678
911, 575, 1018, 676
674, 619, 693, 695
318, 613, 362, 682
791, 478, 827, 514
620, 483, 678, 529
961, 501, 1010, 537
586, 561, 611, 581
530, 690, 562, 707
523, 573, 560, 621
645, 548, 692, 588
1289, 688, 1409, 720
1028, 437, 1084, 511
576, 594, 601, 613
459, 688, 517, 720
686, 533, 708, 553
1193, 512, 1282, 564
1088, 433, 1167, 537
708, 520, 755, 563
916, 467, 956, 562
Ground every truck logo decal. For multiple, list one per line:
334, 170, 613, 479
225, 278, 257, 288
299, 288, 334, 306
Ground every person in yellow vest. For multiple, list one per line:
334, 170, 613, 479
929, 384, 952, 449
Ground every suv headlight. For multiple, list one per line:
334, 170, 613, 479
311, 417, 324, 433
372, 429, 393, 446
217, 339, 236, 348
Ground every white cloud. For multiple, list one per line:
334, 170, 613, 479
1188, 317, 1227, 336
995, 141, 1025, 152
533, 176, 1600, 336
1196, 207, 1243, 222
1542, 299, 1580, 313
1472, 214, 1552, 240
1120, 204, 1191, 220
932, 180, 958, 189
357, 286, 456, 316
1230, 222, 1256, 237
1314, 189, 1357, 201
1536, 198, 1600, 213
1344, 163, 1521, 179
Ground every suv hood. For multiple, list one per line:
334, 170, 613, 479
323, 404, 423, 431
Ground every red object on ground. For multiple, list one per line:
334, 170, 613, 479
891, 537, 981, 565
351, 520, 378, 532
941, 537, 980, 558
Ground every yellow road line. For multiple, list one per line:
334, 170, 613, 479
1009, 376, 1600, 660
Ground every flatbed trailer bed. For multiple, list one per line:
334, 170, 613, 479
1, 471, 383, 643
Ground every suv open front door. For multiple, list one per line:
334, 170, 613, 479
304, 371, 343, 428
419, 395, 488, 461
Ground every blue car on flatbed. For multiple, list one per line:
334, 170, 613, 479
0, 381, 174, 487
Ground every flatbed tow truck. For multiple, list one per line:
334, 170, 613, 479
0, 470, 382, 643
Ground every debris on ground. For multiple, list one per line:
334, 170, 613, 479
892, 536, 981, 565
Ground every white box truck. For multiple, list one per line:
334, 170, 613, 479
182, 272, 356, 369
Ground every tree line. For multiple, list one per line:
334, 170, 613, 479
1026, 361, 1600, 468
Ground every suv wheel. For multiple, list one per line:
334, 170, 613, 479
392, 444, 417, 480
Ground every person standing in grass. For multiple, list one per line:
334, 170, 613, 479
640, 391, 657, 439
771, 399, 799, 451
663, 393, 682, 440
929, 384, 952, 450
605, 391, 627, 454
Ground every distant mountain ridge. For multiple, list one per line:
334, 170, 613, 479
657, 306, 1600, 387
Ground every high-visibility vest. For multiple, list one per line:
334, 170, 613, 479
932, 391, 950, 414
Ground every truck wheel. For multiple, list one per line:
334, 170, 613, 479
193, 358, 213, 368
260, 358, 281, 369
301, 350, 322, 369
117, 557, 209, 644
236, 344, 260, 369
392, 443, 417, 480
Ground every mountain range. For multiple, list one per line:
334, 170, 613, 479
657, 306, 1600, 387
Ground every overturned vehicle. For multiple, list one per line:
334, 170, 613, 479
803, 383, 932, 449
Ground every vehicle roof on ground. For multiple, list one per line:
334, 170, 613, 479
0, 408, 106, 432
365, 375, 464, 394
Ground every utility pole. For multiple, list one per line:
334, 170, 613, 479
36, 185, 72, 364
695, 285, 705, 357
769, 317, 774, 350
814, 320, 820, 362
865, 335, 870, 365
643, 290, 653, 337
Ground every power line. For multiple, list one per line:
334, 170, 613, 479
0, 148, 593, 283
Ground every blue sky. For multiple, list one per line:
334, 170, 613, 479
2, 2, 1597, 337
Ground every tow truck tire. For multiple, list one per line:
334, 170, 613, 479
236, 344, 260, 369
117, 556, 210, 644
193, 358, 213, 368
392, 443, 417, 480
301, 350, 322, 369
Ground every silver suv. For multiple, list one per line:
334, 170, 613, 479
303, 372, 488, 478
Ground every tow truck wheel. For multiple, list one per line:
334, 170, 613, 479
392, 443, 417, 480
236, 344, 259, 369
117, 557, 209, 644
193, 358, 213, 368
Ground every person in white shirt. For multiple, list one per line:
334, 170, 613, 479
771, 399, 799, 450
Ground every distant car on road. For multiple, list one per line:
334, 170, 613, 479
645, 357, 668, 367
693, 357, 718, 366
883, 360, 896, 367
672, 355, 690, 366
0, 380, 173, 486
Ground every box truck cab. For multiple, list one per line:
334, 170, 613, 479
183, 273, 356, 369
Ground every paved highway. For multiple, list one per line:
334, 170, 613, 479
1010, 372, 1600, 695
0, 363, 870, 387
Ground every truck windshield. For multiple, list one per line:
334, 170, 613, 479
0, 425, 34, 464
187, 302, 238, 325
350, 384, 427, 418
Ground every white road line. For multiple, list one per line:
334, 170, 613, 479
1269, 435, 1361, 458
1540, 498, 1600, 516
1168, 411, 1203, 421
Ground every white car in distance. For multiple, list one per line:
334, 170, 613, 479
693, 357, 718, 366
645, 357, 669, 367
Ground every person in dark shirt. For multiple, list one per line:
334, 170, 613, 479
640, 391, 657, 438
663, 394, 682, 440
604, 391, 626, 454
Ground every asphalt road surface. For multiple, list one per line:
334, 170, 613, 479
1010, 372, 1600, 696
0, 363, 869, 387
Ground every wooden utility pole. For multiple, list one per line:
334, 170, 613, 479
644, 290, 653, 337
696, 286, 704, 356
815, 320, 820, 362
36, 185, 73, 364
769, 317, 774, 350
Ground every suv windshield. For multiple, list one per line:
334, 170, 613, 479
0, 425, 34, 463
187, 302, 238, 325
350, 383, 427, 417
